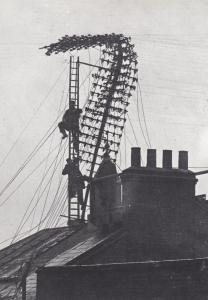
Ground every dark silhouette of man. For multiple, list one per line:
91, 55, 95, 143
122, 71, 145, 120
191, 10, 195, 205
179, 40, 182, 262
62, 158, 89, 205
58, 101, 82, 152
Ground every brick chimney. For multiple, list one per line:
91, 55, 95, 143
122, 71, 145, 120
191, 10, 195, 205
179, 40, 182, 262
121, 148, 197, 261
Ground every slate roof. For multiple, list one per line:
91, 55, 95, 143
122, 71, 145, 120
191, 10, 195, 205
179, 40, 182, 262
0, 222, 122, 299
0, 222, 87, 299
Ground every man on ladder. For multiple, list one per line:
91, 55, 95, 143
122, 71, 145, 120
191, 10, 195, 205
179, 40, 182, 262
62, 158, 89, 205
58, 100, 82, 153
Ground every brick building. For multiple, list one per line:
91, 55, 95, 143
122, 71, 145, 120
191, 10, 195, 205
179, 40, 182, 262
1, 147, 208, 299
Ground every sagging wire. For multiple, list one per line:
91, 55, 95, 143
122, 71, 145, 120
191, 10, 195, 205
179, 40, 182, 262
45, 144, 68, 228
136, 74, 151, 148
37, 140, 63, 231
0, 64, 68, 171
10, 140, 67, 244
0, 101, 69, 203
54, 195, 68, 227
48, 189, 68, 228
127, 113, 140, 146
42, 145, 68, 229
0, 140, 62, 209
37, 77, 69, 231
45, 181, 67, 228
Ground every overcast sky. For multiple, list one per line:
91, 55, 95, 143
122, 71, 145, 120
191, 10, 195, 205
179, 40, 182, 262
1, 0, 208, 246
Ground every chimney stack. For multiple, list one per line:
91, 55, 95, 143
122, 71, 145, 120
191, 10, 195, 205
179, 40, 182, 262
147, 149, 156, 168
179, 151, 188, 170
162, 150, 172, 169
131, 147, 141, 167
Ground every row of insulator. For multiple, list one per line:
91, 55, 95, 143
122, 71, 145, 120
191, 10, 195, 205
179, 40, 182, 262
91, 73, 111, 81
119, 73, 138, 82
81, 131, 122, 143
81, 121, 125, 130
82, 115, 101, 123
100, 56, 137, 66
100, 58, 117, 65
80, 158, 100, 165
80, 124, 122, 138
85, 110, 126, 122
89, 88, 132, 98
92, 80, 130, 88
102, 50, 137, 61
42, 33, 133, 56
92, 102, 127, 114
92, 82, 111, 89
120, 65, 138, 73
85, 106, 125, 117
80, 136, 120, 148
95, 80, 137, 93
92, 71, 138, 84
80, 139, 117, 149
85, 112, 123, 123
80, 148, 119, 157
86, 96, 130, 106
85, 104, 127, 115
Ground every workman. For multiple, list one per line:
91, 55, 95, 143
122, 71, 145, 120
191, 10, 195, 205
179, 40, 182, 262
62, 158, 89, 205
58, 101, 82, 152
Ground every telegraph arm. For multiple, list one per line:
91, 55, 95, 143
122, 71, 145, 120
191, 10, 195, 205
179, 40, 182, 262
194, 170, 208, 176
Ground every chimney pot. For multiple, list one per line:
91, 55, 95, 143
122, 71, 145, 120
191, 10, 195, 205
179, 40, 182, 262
179, 151, 188, 170
163, 150, 172, 169
147, 149, 156, 168
131, 147, 141, 167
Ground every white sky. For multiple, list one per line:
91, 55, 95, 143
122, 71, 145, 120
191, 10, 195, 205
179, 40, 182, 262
1, 0, 208, 246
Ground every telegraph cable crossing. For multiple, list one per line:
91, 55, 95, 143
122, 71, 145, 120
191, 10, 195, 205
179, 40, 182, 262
41, 34, 139, 222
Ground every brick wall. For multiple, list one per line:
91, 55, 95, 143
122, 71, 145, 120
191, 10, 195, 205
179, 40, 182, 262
120, 169, 206, 261
37, 258, 208, 300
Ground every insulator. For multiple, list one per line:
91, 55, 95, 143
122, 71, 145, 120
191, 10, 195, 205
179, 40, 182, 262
128, 85, 135, 90
91, 74, 100, 79
132, 77, 138, 83
125, 92, 132, 98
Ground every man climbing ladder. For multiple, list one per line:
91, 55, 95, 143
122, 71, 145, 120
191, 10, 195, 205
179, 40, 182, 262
58, 100, 82, 153
62, 158, 89, 205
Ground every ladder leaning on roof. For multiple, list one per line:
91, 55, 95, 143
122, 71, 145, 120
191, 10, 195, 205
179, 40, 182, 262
67, 56, 81, 222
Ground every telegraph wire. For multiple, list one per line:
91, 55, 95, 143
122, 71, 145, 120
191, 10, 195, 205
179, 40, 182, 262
137, 76, 151, 148
40, 144, 68, 229
46, 181, 68, 228
0, 64, 67, 171
54, 193, 68, 227
37, 140, 63, 231
124, 127, 127, 168
10, 140, 67, 244
134, 78, 151, 148
37, 76, 69, 231
43, 140, 68, 228
49, 189, 68, 228
0, 141, 62, 209
30, 82, 68, 230
0, 104, 68, 200
127, 113, 140, 147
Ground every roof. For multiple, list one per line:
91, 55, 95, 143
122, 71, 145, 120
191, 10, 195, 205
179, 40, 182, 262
0, 223, 83, 278
0, 222, 86, 299
0, 222, 122, 299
